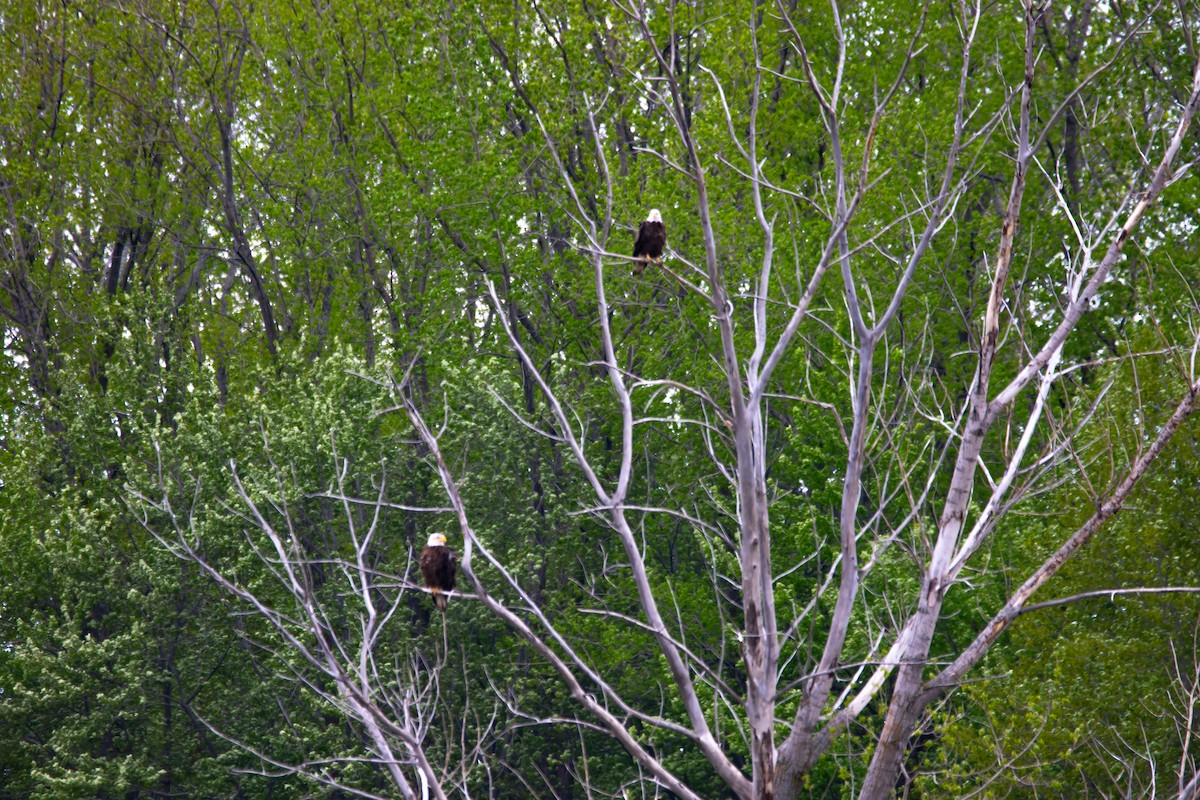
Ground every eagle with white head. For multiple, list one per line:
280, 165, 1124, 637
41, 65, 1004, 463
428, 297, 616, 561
419, 532, 458, 612
632, 209, 666, 276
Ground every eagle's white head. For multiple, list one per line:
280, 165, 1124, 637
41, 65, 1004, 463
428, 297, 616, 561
647, 209, 663, 223
426, 532, 448, 547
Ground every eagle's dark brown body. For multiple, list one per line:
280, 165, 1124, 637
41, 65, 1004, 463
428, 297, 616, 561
633, 217, 666, 276
420, 541, 457, 612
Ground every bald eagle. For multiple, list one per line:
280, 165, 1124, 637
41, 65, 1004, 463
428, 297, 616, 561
420, 532, 457, 612
632, 209, 666, 276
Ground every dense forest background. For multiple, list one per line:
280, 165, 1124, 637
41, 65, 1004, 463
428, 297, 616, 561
3, 0, 1200, 797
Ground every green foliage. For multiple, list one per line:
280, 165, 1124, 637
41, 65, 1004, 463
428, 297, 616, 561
2, 0, 1199, 796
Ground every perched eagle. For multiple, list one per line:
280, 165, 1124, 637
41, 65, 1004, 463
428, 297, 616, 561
419, 532, 457, 612
632, 209, 666, 276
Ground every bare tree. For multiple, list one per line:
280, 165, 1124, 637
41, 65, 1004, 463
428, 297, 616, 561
385, 1, 1200, 798
132, 436, 485, 800
130, 1, 1200, 798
